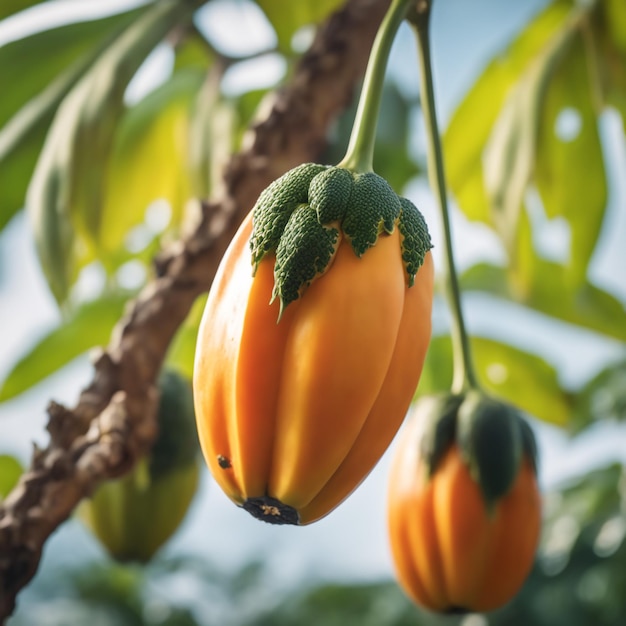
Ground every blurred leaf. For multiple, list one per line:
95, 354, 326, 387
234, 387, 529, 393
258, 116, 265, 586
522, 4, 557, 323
461, 261, 626, 342
0, 8, 143, 230
166, 294, 207, 380
482, 5, 583, 250
173, 30, 214, 72
0, 293, 129, 402
0, 7, 144, 134
419, 334, 570, 427
533, 34, 606, 286
595, 0, 626, 124
256, 0, 344, 53
188, 72, 237, 199
443, 0, 572, 223
26, 0, 200, 305
572, 359, 626, 431
0, 0, 47, 21
0, 454, 23, 499
603, 0, 626, 51
100, 68, 204, 259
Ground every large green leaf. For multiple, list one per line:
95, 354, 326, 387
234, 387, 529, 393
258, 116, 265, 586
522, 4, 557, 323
0, 0, 47, 21
100, 68, 204, 259
481, 5, 585, 251
26, 0, 201, 305
533, 34, 606, 286
0, 8, 143, 132
461, 262, 626, 343
256, 0, 344, 53
418, 334, 570, 427
0, 455, 23, 499
446, 0, 624, 297
0, 8, 144, 230
0, 293, 129, 403
443, 0, 572, 223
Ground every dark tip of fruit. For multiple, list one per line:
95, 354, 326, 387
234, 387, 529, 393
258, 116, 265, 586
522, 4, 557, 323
445, 606, 470, 615
243, 496, 300, 525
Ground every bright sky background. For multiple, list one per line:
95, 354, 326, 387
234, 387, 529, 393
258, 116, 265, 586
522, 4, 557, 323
1, 0, 625, 616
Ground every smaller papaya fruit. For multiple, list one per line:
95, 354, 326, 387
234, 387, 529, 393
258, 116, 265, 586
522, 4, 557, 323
387, 390, 541, 614
80, 369, 200, 563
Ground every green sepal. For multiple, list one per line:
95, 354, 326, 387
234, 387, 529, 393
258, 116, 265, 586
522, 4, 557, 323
309, 166, 353, 223
519, 415, 539, 475
249, 163, 432, 315
250, 162, 328, 269
456, 391, 525, 510
415, 393, 463, 478
398, 197, 433, 286
272, 205, 340, 315
342, 171, 400, 255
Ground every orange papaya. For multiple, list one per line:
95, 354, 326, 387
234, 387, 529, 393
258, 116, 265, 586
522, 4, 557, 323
193, 163, 434, 525
387, 392, 541, 613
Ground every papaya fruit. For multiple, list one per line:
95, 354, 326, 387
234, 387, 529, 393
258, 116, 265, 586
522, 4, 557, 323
193, 163, 434, 525
80, 369, 200, 563
387, 391, 541, 613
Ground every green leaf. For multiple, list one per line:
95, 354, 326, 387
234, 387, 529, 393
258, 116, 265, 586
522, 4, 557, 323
0, 455, 23, 499
26, 0, 200, 305
482, 6, 583, 250
595, 0, 626, 124
173, 30, 214, 72
189, 76, 238, 200
0, 0, 47, 21
602, 0, 626, 53
462, 261, 626, 343
256, 0, 343, 53
443, 0, 572, 223
100, 68, 204, 259
572, 359, 626, 431
533, 34, 606, 286
418, 334, 570, 427
0, 8, 143, 132
474, 336, 570, 427
0, 293, 129, 402
0, 8, 144, 231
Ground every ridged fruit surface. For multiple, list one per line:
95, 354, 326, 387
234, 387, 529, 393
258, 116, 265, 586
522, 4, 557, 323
387, 404, 541, 613
193, 211, 434, 525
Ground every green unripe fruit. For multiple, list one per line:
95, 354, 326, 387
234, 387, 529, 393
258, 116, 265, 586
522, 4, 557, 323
80, 369, 200, 563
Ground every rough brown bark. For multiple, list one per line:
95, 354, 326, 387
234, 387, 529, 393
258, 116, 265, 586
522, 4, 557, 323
0, 0, 390, 620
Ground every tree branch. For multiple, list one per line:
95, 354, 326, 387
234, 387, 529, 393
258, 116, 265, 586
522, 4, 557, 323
0, 0, 390, 619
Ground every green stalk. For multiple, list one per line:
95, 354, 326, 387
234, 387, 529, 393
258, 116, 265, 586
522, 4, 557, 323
338, 0, 414, 173
408, 1, 479, 394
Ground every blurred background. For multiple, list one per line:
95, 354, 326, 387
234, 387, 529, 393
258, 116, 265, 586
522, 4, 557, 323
0, 0, 625, 624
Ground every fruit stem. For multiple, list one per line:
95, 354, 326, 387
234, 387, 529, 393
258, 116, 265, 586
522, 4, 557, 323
338, 0, 414, 173
408, 1, 479, 394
